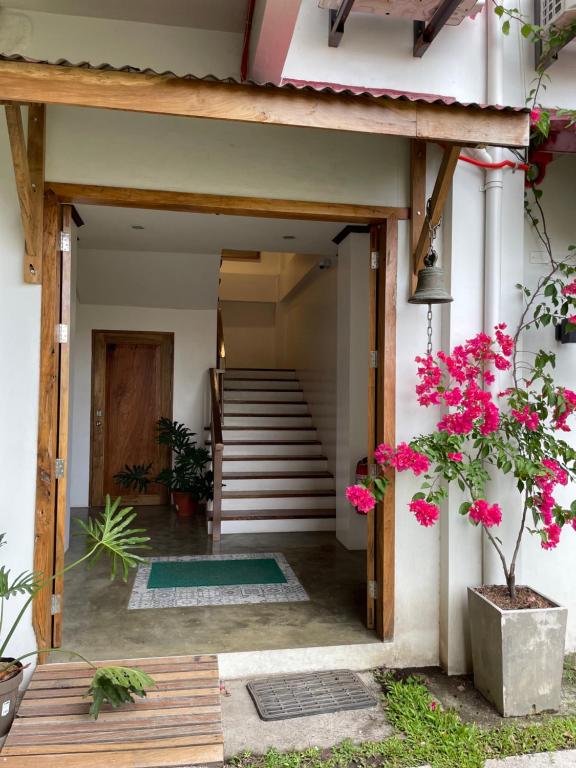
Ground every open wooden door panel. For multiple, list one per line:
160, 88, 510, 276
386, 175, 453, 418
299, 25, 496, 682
366, 221, 397, 640
33, 195, 72, 655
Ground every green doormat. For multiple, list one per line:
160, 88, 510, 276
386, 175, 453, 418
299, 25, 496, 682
128, 553, 309, 609
147, 558, 288, 589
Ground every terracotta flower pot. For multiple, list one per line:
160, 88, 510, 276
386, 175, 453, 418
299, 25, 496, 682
0, 658, 23, 737
172, 491, 198, 518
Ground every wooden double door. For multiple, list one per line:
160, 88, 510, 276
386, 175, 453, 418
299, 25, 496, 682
90, 330, 174, 507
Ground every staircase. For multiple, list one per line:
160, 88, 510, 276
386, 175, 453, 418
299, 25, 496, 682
206, 368, 336, 534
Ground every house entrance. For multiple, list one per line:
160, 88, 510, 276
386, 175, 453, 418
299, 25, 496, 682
35, 183, 400, 662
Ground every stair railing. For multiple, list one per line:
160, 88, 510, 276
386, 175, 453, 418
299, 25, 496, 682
209, 367, 224, 554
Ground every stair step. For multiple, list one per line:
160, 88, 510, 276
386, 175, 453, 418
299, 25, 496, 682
222, 476, 334, 492
222, 456, 329, 472
225, 369, 296, 380
209, 508, 336, 520
224, 379, 302, 390
223, 402, 309, 414
221, 442, 323, 457
212, 492, 335, 512
224, 391, 305, 402
222, 415, 313, 427
206, 428, 317, 442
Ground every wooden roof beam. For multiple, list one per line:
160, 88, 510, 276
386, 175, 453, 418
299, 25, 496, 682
413, 0, 464, 57
4, 103, 45, 283
47, 182, 409, 223
0, 62, 529, 148
412, 143, 461, 278
328, 0, 356, 47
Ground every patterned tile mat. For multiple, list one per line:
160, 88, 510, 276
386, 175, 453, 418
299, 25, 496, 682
128, 552, 309, 609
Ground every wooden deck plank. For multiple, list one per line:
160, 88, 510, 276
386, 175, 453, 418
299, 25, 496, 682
28, 669, 219, 689
0, 744, 223, 767
1, 655, 223, 768
34, 655, 217, 672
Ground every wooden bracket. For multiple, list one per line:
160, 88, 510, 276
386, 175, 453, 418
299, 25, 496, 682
4, 103, 45, 283
412, 144, 461, 284
410, 140, 427, 293
328, 0, 355, 47
413, 0, 465, 57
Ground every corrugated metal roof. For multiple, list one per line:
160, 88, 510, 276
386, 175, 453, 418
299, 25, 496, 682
0, 53, 527, 113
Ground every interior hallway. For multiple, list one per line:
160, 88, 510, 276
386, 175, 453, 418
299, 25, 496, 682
61, 506, 375, 660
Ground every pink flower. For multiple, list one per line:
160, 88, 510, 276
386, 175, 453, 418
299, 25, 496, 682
374, 443, 395, 467
568, 315, 576, 326
393, 443, 430, 475
511, 406, 540, 431
430, 701, 438, 711
542, 523, 561, 550
469, 499, 502, 528
409, 499, 440, 527
447, 452, 463, 462
562, 281, 576, 297
346, 485, 376, 514
530, 108, 541, 124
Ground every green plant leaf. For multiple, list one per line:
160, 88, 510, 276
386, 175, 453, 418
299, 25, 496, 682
86, 666, 155, 719
75, 496, 150, 581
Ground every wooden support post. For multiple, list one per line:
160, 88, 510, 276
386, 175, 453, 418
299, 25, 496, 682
27, 104, 46, 282
410, 140, 427, 294
375, 220, 397, 641
33, 191, 61, 657
413, 0, 464, 57
413, 144, 461, 279
4, 103, 45, 283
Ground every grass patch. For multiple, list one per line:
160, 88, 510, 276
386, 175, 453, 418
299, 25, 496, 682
229, 671, 576, 768
564, 654, 576, 685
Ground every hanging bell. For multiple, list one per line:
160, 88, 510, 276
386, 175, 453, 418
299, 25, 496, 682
408, 247, 453, 305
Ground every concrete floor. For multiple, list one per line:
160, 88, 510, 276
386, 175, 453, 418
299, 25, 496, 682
221, 671, 392, 758
62, 506, 375, 660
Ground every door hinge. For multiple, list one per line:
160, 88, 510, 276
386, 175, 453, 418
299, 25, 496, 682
56, 323, 68, 343
60, 231, 71, 252
51, 594, 62, 615
370, 350, 378, 369
370, 250, 380, 270
368, 580, 378, 600
55, 458, 65, 479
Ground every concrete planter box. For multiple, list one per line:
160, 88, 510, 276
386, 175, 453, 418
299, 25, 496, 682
468, 587, 567, 717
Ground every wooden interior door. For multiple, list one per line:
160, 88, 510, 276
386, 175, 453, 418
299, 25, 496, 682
90, 331, 174, 506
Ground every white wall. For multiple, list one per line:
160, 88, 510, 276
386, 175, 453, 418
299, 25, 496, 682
78, 249, 220, 310
69, 303, 216, 507
519, 156, 576, 649
277, 259, 338, 475
220, 301, 278, 369
1, 7, 242, 78
0, 114, 40, 670
282, 1, 576, 111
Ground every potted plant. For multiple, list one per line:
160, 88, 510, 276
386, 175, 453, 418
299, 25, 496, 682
0, 496, 154, 736
346, 260, 576, 716
115, 418, 214, 518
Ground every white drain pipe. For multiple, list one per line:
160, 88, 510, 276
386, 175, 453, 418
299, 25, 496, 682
482, 4, 505, 585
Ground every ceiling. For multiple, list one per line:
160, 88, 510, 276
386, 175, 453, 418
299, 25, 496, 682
75, 205, 342, 256
2, 0, 250, 32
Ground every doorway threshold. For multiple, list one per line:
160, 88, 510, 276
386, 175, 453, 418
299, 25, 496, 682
218, 641, 395, 679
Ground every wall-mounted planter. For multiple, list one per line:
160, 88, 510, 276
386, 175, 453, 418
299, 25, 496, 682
468, 587, 567, 717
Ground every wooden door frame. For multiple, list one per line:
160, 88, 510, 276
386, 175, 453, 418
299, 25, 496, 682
89, 330, 174, 507
33, 182, 399, 651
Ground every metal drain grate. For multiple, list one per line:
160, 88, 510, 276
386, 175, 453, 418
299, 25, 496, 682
247, 669, 378, 721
